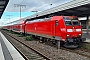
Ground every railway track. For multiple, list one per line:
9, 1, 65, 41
2, 30, 90, 60
1, 30, 50, 60
61, 47, 90, 58
45, 40, 90, 58
42, 36, 90, 58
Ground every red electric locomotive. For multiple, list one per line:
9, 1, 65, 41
25, 16, 85, 48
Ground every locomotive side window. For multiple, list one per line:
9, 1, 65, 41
56, 20, 58, 26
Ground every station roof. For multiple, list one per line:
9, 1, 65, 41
25, 0, 90, 20
0, 0, 9, 19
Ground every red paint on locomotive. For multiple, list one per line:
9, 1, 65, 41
25, 16, 82, 42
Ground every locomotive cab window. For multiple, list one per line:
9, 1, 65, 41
72, 19, 80, 25
64, 17, 80, 26
56, 20, 59, 26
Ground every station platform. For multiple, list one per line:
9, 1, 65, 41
0, 32, 25, 60
82, 33, 90, 43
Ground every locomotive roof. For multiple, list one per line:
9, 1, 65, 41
26, 17, 52, 23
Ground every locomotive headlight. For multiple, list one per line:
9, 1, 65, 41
79, 34, 81, 36
67, 34, 70, 37
73, 27, 74, 29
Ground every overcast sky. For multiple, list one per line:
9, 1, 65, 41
6, 0, 72, 12
0, 0, 72, 26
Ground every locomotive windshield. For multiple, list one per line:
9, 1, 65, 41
64, 17, 80, 26
72, 18, 80, 25
65, 21, 72, 26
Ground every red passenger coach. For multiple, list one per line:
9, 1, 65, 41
25, 16, 85, 48
11, 20, 26, 33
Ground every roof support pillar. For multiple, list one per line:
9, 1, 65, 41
57, 40, 60, 53
86, 16, 89, 34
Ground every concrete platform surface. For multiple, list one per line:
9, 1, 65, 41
82, 33, 90, 43
0, 32, 25, 60
0, 42, 5, 60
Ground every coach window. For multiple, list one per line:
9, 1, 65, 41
56, 20, 58, 26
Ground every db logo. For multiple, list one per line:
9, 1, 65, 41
61, 28, 66, 31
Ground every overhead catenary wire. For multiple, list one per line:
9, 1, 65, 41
11, 0, 25, 12
19, 0, 25, 4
